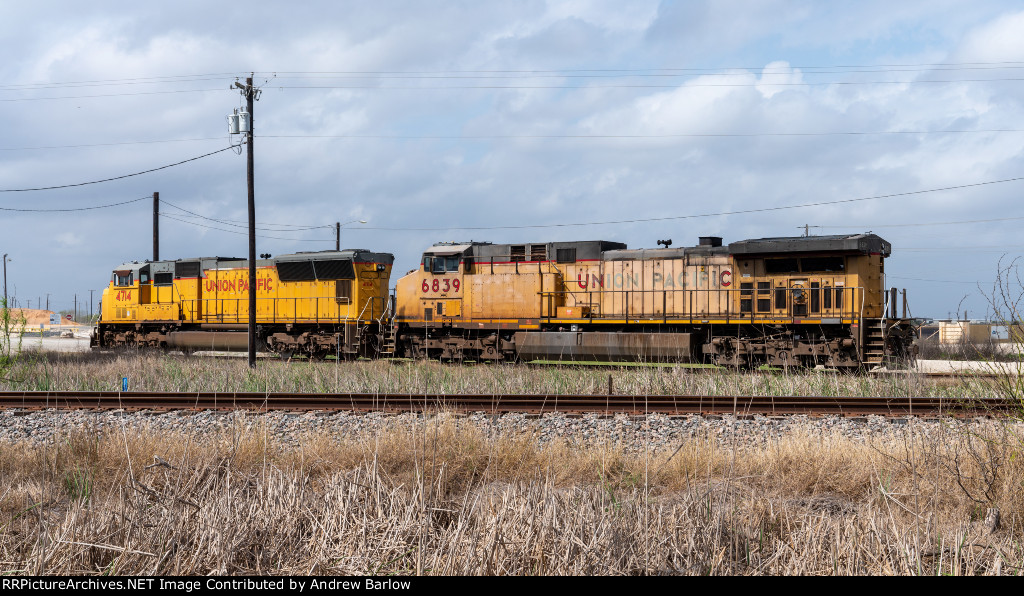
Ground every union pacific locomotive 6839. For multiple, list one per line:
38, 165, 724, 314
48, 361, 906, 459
93, 232, 916, 368
392, 233, 916, 368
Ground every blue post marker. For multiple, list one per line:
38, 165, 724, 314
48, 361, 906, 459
122, 377, 128, 392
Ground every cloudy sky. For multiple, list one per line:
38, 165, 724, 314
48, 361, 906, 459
2, 1, 1024, 319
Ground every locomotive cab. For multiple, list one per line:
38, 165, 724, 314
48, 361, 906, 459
403, 243, 470, 322
100, 262, 148, 323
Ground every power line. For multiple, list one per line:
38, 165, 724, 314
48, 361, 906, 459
818, 215, 1024, 229
0, 137, 223, 151
267, 77, 1024, 90
0, 196, 150, 212
259, 128, 1024, 141
7, 76, 1024, 102
253, 62, 1024, 74
0, 146, 236, 192
159, 199, 330, 231
0, 72, 244, 89
7, 63, 1024, 91
159, 212, 332, 242
0, 88, 228, 102
888, 275, 982, 284
4, 127, 1023, 152
901, 246, 1024, 252
0, 75, 240, 92
357, 175, 1024, 231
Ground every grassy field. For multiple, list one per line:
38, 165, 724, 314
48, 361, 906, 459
1, 352, 1022, 575
0, 350, 1009, 397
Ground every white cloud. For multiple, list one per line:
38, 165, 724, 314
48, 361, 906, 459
954, 10, 1024, 62
3, 1, 1024, 316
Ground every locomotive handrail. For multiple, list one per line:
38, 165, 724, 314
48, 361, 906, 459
535, 286, 867, 323
175, 296, 390, 326
377, 294, 394, 326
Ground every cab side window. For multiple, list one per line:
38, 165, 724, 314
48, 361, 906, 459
424, 255, 461, 274
114, 272, 133, 287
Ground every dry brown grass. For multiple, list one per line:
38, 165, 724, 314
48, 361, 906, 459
1, 413, 1022, 575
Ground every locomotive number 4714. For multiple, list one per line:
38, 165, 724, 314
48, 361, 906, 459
422, 278, 461, 293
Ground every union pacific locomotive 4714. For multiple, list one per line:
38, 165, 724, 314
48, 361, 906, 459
92, 232, 917, 368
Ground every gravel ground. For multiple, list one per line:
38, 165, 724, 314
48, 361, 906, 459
15, 335, 92, 353
0, 408, 1006, 452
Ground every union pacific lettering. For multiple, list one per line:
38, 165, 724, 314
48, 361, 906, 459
575, 270, 732, 291
204, 278, 274, 292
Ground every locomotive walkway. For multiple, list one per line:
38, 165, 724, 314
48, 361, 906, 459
0, 391, 1016, 417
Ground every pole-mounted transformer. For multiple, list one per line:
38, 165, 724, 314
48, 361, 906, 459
226, 108, 250, 135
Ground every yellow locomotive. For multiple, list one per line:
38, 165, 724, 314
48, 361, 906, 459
393, 233, 915, 368
92, 249, 394, 358
94, 232, 915, 368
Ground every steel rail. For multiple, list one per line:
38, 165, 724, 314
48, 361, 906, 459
0, 391, 1017, 417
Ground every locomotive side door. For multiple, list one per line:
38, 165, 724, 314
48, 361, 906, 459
815, 277, 839, 319
138, 265, 152, 305
809, 277, 848, 320
789, 279, 808, 317
771, 279, 789, 318
541, 271, 563, 318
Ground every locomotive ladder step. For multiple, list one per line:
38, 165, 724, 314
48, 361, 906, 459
380, 319, 398, 355
862, 318, 887, 365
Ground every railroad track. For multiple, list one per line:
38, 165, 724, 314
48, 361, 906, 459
0, 391, 1017, 417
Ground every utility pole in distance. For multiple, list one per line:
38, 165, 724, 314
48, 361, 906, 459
336, 220, 367, 251
153, 192, 159, 261
2, 253, 8, 307
234, 76, 259, 368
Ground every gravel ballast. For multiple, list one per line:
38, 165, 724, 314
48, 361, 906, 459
0, 408, 1010, 451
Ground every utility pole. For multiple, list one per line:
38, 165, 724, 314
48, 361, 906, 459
46, 293, 49, 311
234, 76, 258, 368
2, 253, 8, 307
74, 294, 77, 322
335, 220, 367, 251
90, 289, 94, 321
153, 191, 159, 261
